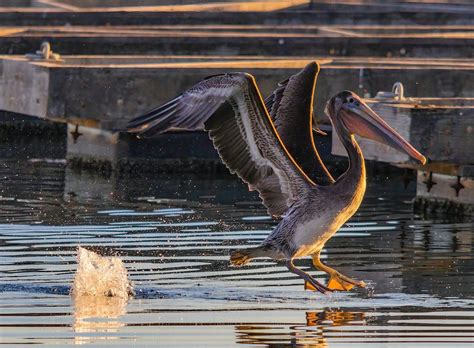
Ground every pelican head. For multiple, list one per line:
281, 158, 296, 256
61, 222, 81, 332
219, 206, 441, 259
325, 91, 426, 165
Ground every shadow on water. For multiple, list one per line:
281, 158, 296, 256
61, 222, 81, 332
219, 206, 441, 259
0, 159, 473, 346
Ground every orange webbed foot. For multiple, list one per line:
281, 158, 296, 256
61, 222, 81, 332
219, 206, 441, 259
304, 281, 332, 293
327, 273, 366, 291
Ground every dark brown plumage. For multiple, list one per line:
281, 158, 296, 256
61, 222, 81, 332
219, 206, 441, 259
264, 62, 334, 185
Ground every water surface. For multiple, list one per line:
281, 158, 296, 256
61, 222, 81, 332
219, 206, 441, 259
0, 160, 473, 346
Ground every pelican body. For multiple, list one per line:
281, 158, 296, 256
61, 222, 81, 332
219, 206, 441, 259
127, 62, 426, 293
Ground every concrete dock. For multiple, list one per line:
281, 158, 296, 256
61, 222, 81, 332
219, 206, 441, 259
0, 2, 472, 217
2, 55, 473, 129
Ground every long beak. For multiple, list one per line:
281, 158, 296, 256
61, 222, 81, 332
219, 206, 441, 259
341, 100, 426, 165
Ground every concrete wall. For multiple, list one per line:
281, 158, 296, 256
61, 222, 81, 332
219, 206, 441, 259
0, 59, 50, 119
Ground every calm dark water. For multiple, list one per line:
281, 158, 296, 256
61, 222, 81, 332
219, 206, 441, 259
0, 159, 473, 347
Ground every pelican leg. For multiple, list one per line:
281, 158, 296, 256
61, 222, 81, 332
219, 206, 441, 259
286, 260, 331, 294
311, 251, 366, 291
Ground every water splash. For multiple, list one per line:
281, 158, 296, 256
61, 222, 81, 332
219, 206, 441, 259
72, 246, 134, 298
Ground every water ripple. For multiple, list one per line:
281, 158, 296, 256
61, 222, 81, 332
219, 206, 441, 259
0, 161, 472, 346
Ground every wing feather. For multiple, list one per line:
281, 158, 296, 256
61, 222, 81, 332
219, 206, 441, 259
264, 78, 289, 122
127, 73, 313, 216
263, 62, 334, 185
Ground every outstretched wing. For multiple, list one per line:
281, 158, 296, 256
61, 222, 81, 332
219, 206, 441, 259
127, 73, 315, 216
264, 61, 334, 185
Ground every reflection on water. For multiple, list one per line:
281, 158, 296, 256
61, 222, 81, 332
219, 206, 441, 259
0, 160, 473, 346
73, 295, 127, 345
236, 311, 366, 347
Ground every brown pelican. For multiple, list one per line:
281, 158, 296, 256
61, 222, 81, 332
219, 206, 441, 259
127, 62, 426, 293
